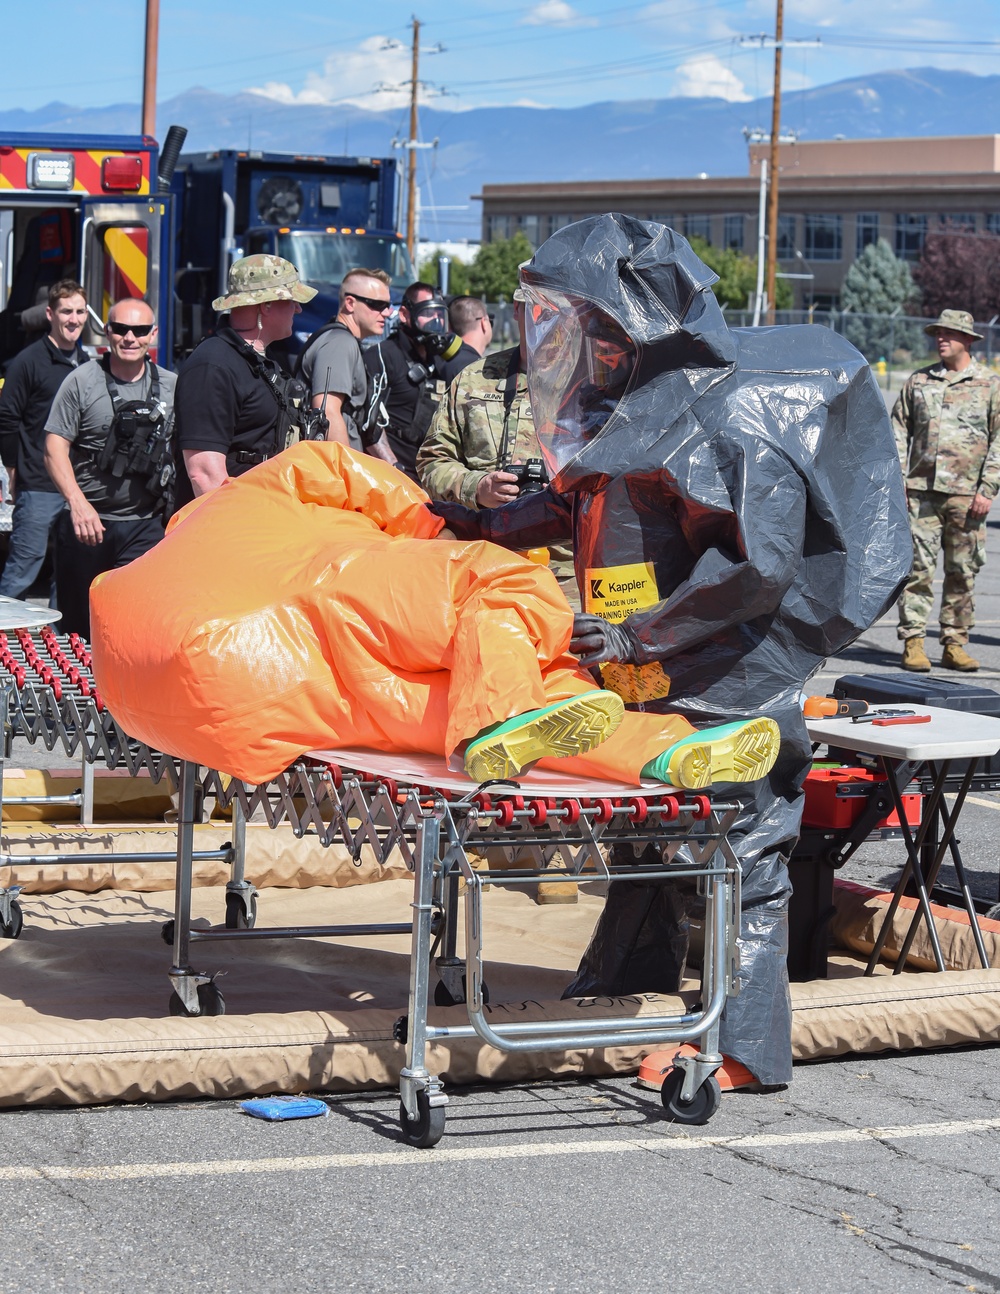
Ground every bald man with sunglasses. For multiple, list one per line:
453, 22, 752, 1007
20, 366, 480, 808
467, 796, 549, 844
44, 297, 175, 637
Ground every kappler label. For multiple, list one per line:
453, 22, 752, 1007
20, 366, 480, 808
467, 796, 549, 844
583, 561, 670, 703
584, 561, 659, 623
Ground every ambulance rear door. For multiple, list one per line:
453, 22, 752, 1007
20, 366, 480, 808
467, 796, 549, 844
80, 195, 174, 368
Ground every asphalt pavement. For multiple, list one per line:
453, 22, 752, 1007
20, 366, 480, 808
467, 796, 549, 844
6, 401, 1000, 1291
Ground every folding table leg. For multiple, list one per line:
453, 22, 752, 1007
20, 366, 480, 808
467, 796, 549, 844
896, 762, 989, 970
864, 758, 946, 975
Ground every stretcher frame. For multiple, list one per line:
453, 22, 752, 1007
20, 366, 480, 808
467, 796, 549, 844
173, 756, 743, 1145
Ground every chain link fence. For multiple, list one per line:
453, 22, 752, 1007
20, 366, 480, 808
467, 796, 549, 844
484, 303, 1000, 385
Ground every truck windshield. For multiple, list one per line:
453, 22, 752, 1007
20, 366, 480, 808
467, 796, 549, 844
277, 233, 413, 289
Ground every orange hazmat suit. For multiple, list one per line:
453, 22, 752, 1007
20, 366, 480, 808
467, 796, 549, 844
89, 443, 692, 785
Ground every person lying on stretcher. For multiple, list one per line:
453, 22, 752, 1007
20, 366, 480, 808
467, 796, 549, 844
89, 441, 779, 790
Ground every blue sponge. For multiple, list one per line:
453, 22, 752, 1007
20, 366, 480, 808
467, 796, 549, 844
240, 1095, 329, 1121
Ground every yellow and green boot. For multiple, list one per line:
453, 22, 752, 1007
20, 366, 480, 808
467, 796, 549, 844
642, 717, 781, 790
464, 691, 624, 783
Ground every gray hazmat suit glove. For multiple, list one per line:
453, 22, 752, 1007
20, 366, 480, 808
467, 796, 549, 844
570, 613, 636, 667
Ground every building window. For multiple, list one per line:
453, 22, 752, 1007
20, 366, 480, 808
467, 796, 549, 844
895, 214, 927, 261
987, 214, 1000, 235
685, 214, 711, 243
486, 215, 511, 242
804, 214, 842, 261
723, 214, 744, 251
777, 214, 796, 258
856, 212, 879, 256
518, 215, 542, 247
940, 213, 976, 232
550, 214, 575, 233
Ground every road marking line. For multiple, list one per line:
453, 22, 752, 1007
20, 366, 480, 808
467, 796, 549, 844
966, 795, 1000, 810
4, 1116, 1000, 1182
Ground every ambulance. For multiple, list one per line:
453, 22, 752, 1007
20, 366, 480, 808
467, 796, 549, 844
0, 131, 177, 371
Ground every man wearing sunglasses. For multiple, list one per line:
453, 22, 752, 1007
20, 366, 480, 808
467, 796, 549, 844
297, 268, 392, 454
363, 281, 480, 482
43, 297, 176, 637
0, 279, 88, 604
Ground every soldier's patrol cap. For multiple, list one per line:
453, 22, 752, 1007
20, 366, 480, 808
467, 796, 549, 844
924, 309, 983, 341
212, 255, 317, 312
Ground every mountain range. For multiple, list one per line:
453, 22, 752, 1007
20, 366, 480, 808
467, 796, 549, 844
2, 67, 999, 241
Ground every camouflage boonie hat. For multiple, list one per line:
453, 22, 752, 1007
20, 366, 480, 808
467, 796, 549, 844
212, 255, 317, 312
924, 309, 983, 341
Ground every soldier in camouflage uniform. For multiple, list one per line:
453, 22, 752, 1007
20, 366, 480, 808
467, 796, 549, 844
893, 308, 1000, 672
417, 294, 575, 592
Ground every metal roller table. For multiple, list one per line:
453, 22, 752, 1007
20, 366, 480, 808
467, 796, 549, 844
167, 749, 745, 1146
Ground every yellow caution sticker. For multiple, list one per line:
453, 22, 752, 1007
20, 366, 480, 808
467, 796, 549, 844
584, 562, 671, 703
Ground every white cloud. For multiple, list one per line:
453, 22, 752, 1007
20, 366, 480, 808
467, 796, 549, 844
672, 55, 752, 102
521, 1, 598, 28
247, 35, 436, 112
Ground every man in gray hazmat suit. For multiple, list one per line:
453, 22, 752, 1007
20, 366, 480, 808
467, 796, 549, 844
430, 215, 911, 1086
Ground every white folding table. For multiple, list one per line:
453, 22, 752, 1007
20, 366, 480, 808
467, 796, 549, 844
804, 703, 1000, 974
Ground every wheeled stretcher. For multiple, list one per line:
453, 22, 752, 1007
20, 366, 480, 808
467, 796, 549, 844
170, 749, 743, 1146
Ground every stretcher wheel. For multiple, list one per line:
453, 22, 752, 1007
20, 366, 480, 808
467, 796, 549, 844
225, 892, 258, 930
168, 981, 226, 1017
399, 1092, 446, 1148
659, 1069, 721, 1125
432, 973, 489, 1004
0, 900, 23, 940
160, 920, 175, 946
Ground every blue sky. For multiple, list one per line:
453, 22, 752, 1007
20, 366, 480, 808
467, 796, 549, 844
5, 0, 1000, 116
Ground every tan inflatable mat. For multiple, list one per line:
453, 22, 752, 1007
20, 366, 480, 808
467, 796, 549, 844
1, 861, 1000, 1108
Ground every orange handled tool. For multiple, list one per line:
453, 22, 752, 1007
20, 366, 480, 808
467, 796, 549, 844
803, 695, 869, 718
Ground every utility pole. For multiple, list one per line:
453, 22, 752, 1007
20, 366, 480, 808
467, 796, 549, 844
406, 17, 420, 262
142, 0, 160, 138
753, 158, 767, 326
764, 0, 784, 325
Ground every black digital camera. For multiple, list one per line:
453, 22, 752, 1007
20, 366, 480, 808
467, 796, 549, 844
507, 458, 548, 494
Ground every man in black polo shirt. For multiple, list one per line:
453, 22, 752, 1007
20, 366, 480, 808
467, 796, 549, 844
44, 297, 176, 638
173, 255, 317, 506
0, 280, 87, 599
364, 281, 479, 482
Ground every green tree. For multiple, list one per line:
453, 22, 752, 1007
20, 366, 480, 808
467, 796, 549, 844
417, 248, 471, 296
688, 236, 792, 311
467, 232, 536, 302
840, 238, 925, 362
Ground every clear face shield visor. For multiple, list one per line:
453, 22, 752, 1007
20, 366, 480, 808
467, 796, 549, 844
406, 297, 449, 335
523, 287, 636, 478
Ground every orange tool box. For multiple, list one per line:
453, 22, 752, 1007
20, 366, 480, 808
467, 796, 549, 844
802, 766, 921, 830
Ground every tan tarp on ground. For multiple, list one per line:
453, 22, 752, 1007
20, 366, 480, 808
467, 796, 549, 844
0, 857, 998, 1108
